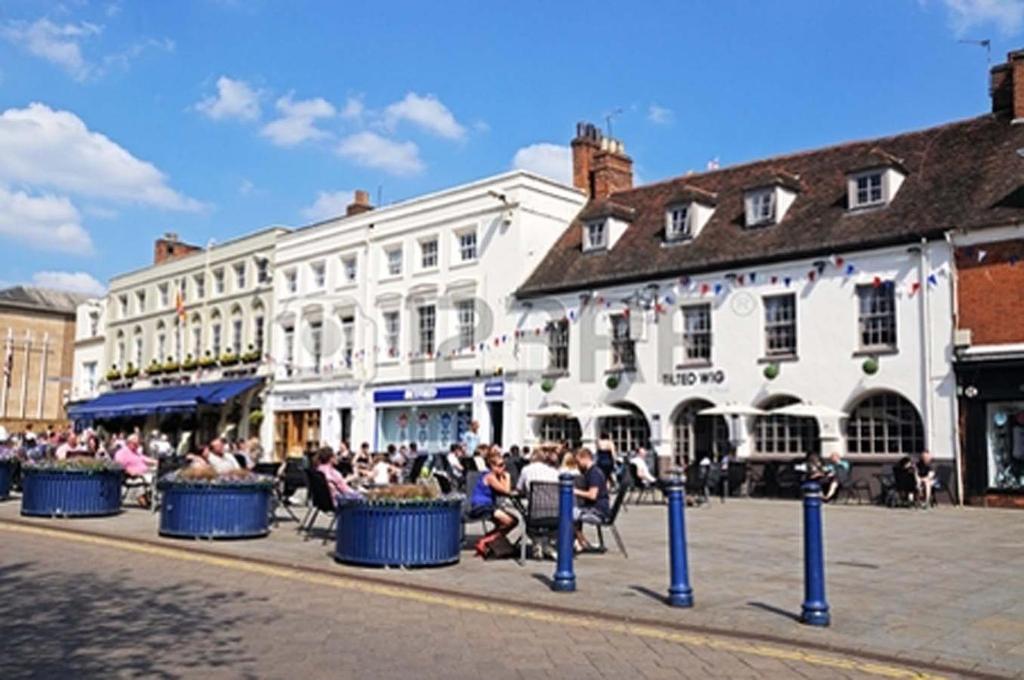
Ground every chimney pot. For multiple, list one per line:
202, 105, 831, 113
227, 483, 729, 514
571, 121, 633, 200
991, 49, 1024, 120
346, 189, 374, 216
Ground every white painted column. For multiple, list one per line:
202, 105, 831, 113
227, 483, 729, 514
0, 328, 10, 418
37, 333, 48, 420
19, 330, 31, 419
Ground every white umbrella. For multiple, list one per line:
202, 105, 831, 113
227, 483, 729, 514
576, 404, 634, 420
697, 403, 767, 417
770, 403, 848, 419
527, 403, 573, 418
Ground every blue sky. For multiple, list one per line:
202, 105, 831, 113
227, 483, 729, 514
1, 0, 1023, 296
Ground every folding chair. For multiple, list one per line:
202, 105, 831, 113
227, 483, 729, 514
518, 481, 560, 565
593, 483, 629, 558
301, 470, 337, 545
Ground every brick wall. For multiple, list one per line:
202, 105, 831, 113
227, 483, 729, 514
956, 239, 1024, 344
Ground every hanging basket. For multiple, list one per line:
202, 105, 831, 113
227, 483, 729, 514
605, 375, 620, 390
862, 357, 879, 375
763, 363, 780, 380
540, 378, 555, 393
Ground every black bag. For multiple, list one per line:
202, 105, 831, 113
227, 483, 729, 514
483, 534, 516, 560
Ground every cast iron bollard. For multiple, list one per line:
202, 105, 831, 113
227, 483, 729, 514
800, 480, 831, 626
552, 472, 576, 592
666, 473, 694, 607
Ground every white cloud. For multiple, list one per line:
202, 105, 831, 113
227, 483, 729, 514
942, 0, 1024, 36
1, 18, 102, 82
195, 76, 262, 122
340, 95, 365, 121
102, 36, 175, 72
336, 132, 424, 176
648, 103, 674, 125
260, 94, 335, 147
0, 186, 93, 255
31, 270, 105, 296
383, 92, 467, 141
512, 143, 572, 185
300, 190, 354, 222
0, 102, 202, 211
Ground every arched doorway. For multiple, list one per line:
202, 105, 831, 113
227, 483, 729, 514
538, 416, 582, 448
753, 395, 820, 455
845, 391, 924, 455
600, 402, 651, 454
672, 399, 729, 465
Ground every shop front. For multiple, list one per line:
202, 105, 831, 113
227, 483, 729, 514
958, 357, 1024, 507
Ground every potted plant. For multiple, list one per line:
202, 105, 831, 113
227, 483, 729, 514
248, 409, 264, 429
147, 359, 163, 376
124, 363, 140, 379
182, 354, 199, 370
605, 374, 620, 390
220, 351, 240, 366
162, 355, 180, 373
334, 484, 463, 567
157, 467, 274, 539
198, 351, 216, 368
862, 357, 879, 375
0, 446, 15, 500
241, 344, 261, 364
105, 366, 122, 382
20, 458, 124, 517
540, 377, 555, 393
763, 363, 780, 380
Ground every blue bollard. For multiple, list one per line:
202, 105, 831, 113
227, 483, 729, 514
552, 472, 576, 592
666, 473, 694, 607
800, 480, 830, 626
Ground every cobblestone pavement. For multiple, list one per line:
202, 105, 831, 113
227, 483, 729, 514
1, 496, 1022, 678
0, 525, 960, 680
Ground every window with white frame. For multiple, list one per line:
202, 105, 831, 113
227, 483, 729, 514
116, 332, 126, 367
83, 361, 97, 394
135, 290, 146, 314
610, 313, 635, 371
253, 315, 265, 353
133, 331, 143, 367
231, 317, 243, 354
213, 269, 225, 295
88, 312, 100, 337
340, 315, 355, 368
682, 304, 711, 363
193, 274, 205, 300
851, 171, 884, 208
191, 320, 202, 357
666, 204, 692, 241
458, 230, 477, 262
421, 238, 439, 269
282, 325, 295, 375
311, 261, 326, 289
753, 396, 820, 455
341, 255, 357, 284
745, 189, 775, 227
857, 284, 897, 350
845, 391, 924, 455
158, 283, 169, 308
764, 294, 797, 356
309, 320, 323, 373
417, 304, 436, 356
256, 257, 270, 284
211, 322, 222, 357
584, 220, 607, 250
547, 318, 569, 372
234, 262, 246, 290
284, 269, 297, 294
118, 295, 128, 318
383, 311, 400, 358
156, 331, 166, 362
386, 247, 403, 277
456, 300, 475, 349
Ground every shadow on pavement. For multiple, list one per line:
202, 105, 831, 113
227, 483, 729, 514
0, 561, 266, 679
747, 600, 801, 622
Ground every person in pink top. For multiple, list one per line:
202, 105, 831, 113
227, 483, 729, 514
114, 434, 158, 483
315, 448, 360, 504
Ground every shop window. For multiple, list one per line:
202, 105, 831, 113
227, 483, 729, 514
539, 417, 582, 448
673, 400, 729, 465
987, 405, 1024, 490
845, 391, 923, 455
602, 405, 650, 454
753, 395, 820, 455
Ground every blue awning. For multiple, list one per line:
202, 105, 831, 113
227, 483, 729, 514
67, 378, 262, 420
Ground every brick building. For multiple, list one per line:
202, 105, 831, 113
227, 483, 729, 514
0, 286, 89, 433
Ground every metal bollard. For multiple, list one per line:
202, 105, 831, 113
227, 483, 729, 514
666, 473, 694, 607
552, 472, 576, 592
800, 480, 830, 626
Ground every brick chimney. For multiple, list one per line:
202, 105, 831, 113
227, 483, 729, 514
153, 232, 200, 265
346, 189, 374, 216
571, 122, 633, 199
991, 49, 1024, 120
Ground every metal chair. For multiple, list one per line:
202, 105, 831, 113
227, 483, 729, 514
593, 483, 630, 558
301, 470, 337, 545
628, 462, 658, 505
518, 480, 560, 564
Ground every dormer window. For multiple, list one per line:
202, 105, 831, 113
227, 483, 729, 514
665, 205, 691, 241
745, 189, 775, 227
853, 172, 883, 207
847, 167, 903, 210
584, 219, 607, 251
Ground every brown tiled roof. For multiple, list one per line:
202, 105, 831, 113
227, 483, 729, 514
519, 112, 1024, 297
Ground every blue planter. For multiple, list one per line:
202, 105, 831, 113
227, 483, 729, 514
21, 468, 123, 517
158, 482, 272, 539
335, 498, 462, 567
0, 461, 13, 500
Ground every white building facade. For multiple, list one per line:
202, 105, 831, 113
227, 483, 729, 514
265, 175, 586, 458
70, 298, 106, 403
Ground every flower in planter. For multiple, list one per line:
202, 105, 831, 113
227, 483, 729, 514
25, 458, 123, 474
763, 362, 780, 380
220, 351, 240, 366
147, 360, 163, 375
162, 356, 180, 372
124, 363, 140, 379
182, 354, 199, 370
198, 351, 216, 368
605, 374, 620, 390
540, 378, 555, 393
105, 366, 122, 381
160, 466, 273, 487
862, 357, 879, 375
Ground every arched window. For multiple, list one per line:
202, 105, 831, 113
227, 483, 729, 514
115, 330, 126, 367
252, 301, 265, 353
190, 313, 202, 357
846, 391, 924, 455
155, 321, 167, 362
673, 400, 729, 464
601, 403, 651, 454
539, 417, 582, 449
210, 310, 222, 357
132, 326, 143, 367
230, 305, 244, 354
753, 395, 820, 455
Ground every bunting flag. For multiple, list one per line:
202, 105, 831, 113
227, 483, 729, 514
713, 283, 723, 295
680, 275, 691, 287
927, 273, 938, 287
749, 272, 757, 283
783, 277, 792, 287
700, 283, 710, 295
568, 309, 577, 322
872, 276, 882, 288
977, 249, 988, 262
844, 263, 856, 276
814, 261, 826, 274
832, 255, 845, 267
909, 281, 921, 296
737, 274, 745, 285
770, 275, 778, 284
808, 271, 817, 282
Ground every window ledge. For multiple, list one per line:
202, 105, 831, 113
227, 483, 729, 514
606, 367, 636, 375
661, 238, 693, 249
675, 360, 712, 369
449, 259, 477, 271
542, 369, 569, 379
853, 348, 898, 358
758, 354, 799, 364
413, 267, 439, 277
379, 274, 404, 283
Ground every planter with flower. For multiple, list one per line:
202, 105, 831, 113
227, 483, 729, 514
20, 458, 124, 518
123, 363, 140, 379
105, 366, 122, 383
162, 356, 181, 373
0, 447, 15, 500
241, 344, 262, 364
157, 467, 274, 539
182, 354, 199, 371
198, 352, 217, 369
219, 351, 240, 367
146, 359, 164, 377
334, 483, 463, 568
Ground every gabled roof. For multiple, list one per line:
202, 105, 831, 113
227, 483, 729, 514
518, 112, 1024, 297
0, 286, 90, 316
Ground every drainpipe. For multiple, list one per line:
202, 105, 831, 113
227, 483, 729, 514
943, 231, 965, 507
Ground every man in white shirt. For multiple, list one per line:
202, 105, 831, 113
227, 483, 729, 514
206, 438, 240, 475
516, 448, 560, 495
631, 448, 657, 485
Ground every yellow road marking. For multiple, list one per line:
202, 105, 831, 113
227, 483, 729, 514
0, 521, 945, 680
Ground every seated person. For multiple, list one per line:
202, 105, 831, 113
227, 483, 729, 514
893, 456, 918, 505
802, 452, 828, 484
915, 450, 936, 507
353, 442, 372, 474
446, 443, 465, 481
515, 447, 560, 494
559, 451, 579, 476
572, 448, 610, 552
114, 434, 158, 504
631, 448, 657, 486
469, 449, 518, 555
370, 454, 396, 485
315, 448, 360, 504
206, 438, 241, 474
823, 452, 850, 502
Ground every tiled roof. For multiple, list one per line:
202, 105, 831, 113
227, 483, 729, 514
0, 286, 91, 316
518, 112, 1024, 297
